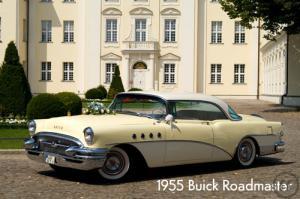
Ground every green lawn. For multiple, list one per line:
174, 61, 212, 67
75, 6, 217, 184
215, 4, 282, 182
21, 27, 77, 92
0, 128, 29, 149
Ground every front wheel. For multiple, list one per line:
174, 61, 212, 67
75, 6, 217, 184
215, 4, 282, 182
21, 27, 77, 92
98, 147, 130, 181
235, 138, 256, 167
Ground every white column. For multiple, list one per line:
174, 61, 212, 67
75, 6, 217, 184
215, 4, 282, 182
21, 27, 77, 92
148, 54, 155, 91
123, 55, 130, 90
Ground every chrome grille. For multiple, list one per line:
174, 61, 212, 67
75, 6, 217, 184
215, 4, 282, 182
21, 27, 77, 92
34, 132, 82, 156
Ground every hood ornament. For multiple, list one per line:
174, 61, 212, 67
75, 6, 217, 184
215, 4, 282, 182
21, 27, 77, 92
54, 125, 63, 130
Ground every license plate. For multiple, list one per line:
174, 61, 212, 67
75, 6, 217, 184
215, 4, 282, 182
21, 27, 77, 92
45, 154, 56, 165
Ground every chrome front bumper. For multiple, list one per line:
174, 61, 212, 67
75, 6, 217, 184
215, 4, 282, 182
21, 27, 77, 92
24, 137, 108, 171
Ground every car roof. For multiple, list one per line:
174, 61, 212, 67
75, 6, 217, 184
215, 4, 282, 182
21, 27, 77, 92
122, 91, 230, 116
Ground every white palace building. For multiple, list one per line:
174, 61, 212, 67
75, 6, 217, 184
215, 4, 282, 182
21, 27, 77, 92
0, 0, 299, 105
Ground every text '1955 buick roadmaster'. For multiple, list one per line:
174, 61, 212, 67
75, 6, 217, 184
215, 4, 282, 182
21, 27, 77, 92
25, 92, 285, 181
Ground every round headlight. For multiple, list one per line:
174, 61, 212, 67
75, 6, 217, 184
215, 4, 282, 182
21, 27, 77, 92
28, 120, 36, 136
84, 127, 94, 145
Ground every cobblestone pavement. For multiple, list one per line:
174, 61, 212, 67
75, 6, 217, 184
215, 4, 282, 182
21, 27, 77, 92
0, 100, 299, 199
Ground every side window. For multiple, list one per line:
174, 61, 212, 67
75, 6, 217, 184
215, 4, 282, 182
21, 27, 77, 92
172, 101, 227, 121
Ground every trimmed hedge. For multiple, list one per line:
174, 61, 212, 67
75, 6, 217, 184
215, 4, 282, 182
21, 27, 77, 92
56, 92, 82, 115
0, 42, 32, 116
26, 94, 67, 119
97, 85, 108, 99
85, 88, 104, 100
108, 65, 125, 99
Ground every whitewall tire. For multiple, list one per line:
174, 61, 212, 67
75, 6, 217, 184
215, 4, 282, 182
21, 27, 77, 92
98, 147, 130, 181
236, 138, 256, 167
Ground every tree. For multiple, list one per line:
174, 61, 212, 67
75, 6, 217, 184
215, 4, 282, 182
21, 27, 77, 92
108, 65, 125, 99
0, 41, 32, 116
219, 0, 300, 39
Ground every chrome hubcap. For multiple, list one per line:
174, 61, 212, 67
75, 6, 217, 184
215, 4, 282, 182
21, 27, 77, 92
103, 152, 125, 175
239, 141, 253, 163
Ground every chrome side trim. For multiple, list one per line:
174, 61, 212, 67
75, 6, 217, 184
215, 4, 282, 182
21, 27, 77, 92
107, 140, 233, 158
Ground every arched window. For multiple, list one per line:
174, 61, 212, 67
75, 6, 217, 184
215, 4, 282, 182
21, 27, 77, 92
133, 62, 147, 69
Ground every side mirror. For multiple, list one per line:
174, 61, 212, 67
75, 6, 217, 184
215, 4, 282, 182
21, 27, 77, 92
165, 114, 174, 125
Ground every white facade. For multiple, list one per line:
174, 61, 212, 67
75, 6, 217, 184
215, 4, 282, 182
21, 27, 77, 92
1, 0, 283, 101
100, 0, 198, 93
0, 0, 27, 69
260, 34, 287, 104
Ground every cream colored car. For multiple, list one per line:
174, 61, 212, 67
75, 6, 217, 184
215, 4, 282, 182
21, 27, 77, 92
25, 92, 285, 181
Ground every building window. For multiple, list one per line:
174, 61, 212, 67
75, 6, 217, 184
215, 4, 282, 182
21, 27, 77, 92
63, 0, 75, 2
41, 62, 51, 81
135, 19, 147, 42
63, 62, 74, 81
106, 19, 118, 42
41, 20, 52, 42
234, 64, 245, 84
164, 64, 176, 84
211, 64, 222, 83
63, 21, 74, 42
164, 19, 176, 42
234, 21, 245, 43
211, 21, 222, 44
105, 63, 117, 83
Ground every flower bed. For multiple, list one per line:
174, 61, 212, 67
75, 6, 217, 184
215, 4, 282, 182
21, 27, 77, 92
0, 118, 28, 129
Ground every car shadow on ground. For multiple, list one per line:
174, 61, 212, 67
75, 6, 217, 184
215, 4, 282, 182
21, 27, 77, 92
37, 157, 294, 185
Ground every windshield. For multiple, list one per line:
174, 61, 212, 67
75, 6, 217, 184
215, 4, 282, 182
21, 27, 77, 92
109, 94, 167, 119
228, 106, 242, 121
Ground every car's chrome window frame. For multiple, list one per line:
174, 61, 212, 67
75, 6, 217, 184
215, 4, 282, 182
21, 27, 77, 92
110, 93, 240, 121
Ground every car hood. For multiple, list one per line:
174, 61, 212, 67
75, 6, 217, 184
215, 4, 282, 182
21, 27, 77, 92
34, 114, 155, 140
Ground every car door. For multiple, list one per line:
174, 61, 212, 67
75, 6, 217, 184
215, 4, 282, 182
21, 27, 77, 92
164, 101, 227, 165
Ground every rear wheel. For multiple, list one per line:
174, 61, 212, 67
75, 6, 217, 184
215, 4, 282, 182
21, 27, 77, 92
98, 147, 130, 181
235, 138, 256, 167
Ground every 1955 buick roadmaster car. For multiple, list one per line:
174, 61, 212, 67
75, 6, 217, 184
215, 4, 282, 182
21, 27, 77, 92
25, 92, 285, 181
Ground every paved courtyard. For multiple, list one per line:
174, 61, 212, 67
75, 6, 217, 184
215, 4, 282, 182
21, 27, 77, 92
0, 100, 299, 199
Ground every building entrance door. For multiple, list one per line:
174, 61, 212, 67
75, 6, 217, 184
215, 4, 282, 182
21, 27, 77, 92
132, 62, 147, 90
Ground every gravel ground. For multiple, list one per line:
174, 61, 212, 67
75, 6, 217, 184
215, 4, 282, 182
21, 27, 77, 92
0, 100, 299, 199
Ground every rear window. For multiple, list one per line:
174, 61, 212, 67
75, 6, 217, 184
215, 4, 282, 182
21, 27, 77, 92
228, 106, 242, 121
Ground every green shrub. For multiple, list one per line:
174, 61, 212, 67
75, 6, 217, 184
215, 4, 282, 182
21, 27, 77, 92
0, 41, 32, 116
128, 88, 143, 91
85, 88, 104, 99
56, 92, 82, 115
108, 65, 125, 99
26, 94, 66, 119
97, 85, 108, 99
